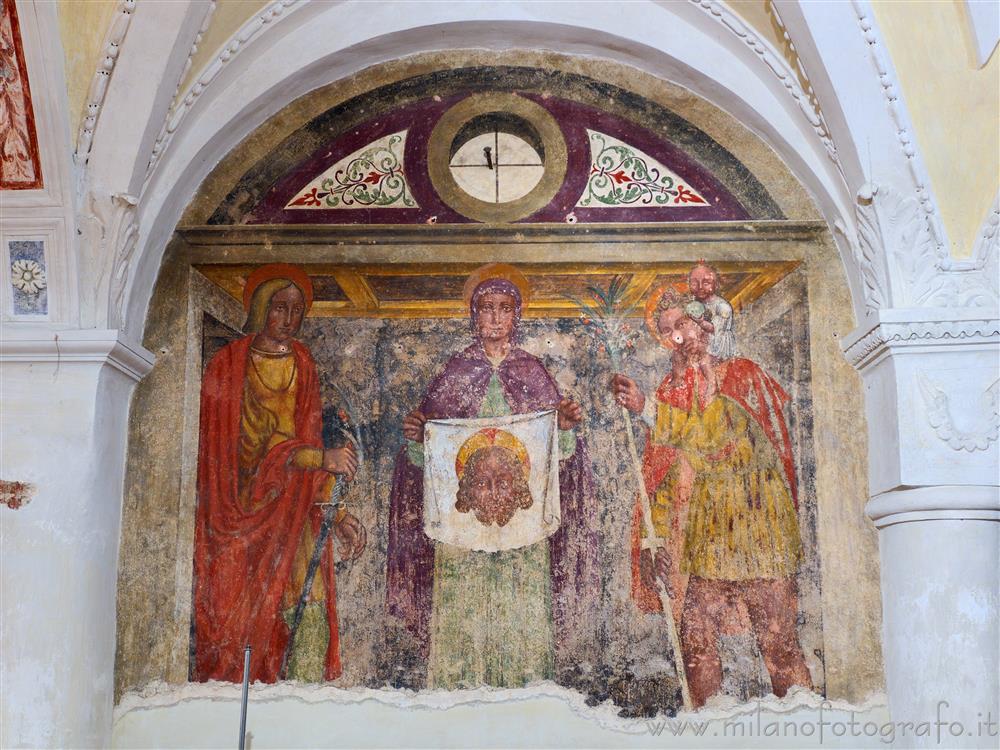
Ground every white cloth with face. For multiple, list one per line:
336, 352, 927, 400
423, 410, 561, 552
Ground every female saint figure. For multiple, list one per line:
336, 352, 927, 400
385, 264, 601, 688
193, 263, 365, 683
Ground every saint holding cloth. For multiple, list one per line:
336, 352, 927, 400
422, 412, 562, 552
385, 264, 601, 688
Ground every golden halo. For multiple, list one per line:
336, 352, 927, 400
462, 263, 531, 307
455, 428, 530, 479
644, 281, 687, 350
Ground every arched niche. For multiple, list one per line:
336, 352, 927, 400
115, 52, 881, 713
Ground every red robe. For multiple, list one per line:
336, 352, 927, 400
631, 357, 798, 614
193, 335, 341, 682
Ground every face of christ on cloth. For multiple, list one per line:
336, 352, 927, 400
454, 430, 533, 527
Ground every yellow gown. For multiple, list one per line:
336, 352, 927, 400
648, 394, 801, 580
238, 347, 334, 679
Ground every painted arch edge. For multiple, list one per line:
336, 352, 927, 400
121, 4, 879, 342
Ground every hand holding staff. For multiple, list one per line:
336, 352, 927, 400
611, 373, 693, 711
565, 275, 692, 711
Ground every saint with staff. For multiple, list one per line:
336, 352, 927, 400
610, 281, 812, 708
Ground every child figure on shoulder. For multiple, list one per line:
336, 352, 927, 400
687, 261, 735, 360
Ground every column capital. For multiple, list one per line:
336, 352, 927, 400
842, 308, 999, 371
840, 309, 999, 494
0, 324, 155, 381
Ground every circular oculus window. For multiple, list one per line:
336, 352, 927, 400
428, 94, 568, 223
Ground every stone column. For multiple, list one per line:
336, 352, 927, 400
0, 328, 154, 748
844, 311, 1000, 749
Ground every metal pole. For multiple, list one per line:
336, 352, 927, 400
239, 645, 251, 750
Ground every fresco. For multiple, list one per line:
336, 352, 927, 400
191, 256, 820, 714
0, 0, 43, 190
113, 63, 887, 717
192, 263, 365, 684
384, 265, 599, 691
205, 68, 783, 226
614, 274, 811, 708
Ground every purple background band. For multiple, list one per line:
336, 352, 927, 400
248, 94, 748, 225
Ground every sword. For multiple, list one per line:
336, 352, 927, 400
279, 422, 360, 680
279, 474, 346, 680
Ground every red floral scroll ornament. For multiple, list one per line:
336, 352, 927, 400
579, 131, 708, 208
0, 0, 42, 189
674, 185, 706, 204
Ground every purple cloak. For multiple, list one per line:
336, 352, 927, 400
385, 342, 602, 668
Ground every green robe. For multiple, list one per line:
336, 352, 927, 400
409, 372, 574, 688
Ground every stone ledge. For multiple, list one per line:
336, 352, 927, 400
0, 325, 155, 381
842, 309, 1000, 370
866, 485, 1000, 528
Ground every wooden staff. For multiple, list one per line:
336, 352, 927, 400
621, 405, 693, 711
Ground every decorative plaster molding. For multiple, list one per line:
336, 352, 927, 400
835, 184, 999, 312
866, 485, 1000, 528
835, 185, 890, 313
938, 192, 1000, 276
972, 194, 1000, 264
851, 0, 947, 251
107, 196, 139, 333
0, 327, 154, 380
76, 0, 136, 159
916, 371, 999, 453
172, 2, 216, 105
918, 195, 1000, 308
144, 0, 300, 180
842, 315, 1000, 370
77, 191, 138, 330
833, 4, 1000, 313
922, 263, 999, 309
690, 0, 838, 166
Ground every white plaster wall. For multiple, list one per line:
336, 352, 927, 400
112, 686, 892, 749
1, 362, 116, 746
2, 364, 94, 745
0, 332, 151, 748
